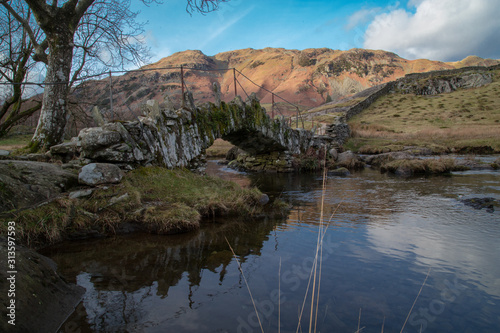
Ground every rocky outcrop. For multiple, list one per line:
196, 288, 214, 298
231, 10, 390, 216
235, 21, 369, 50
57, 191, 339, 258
0, 161, 79, 212
0, 236, 84, 333
395, 72, 493, 95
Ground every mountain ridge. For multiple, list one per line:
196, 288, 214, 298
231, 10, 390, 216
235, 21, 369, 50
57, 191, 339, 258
81, 47, 499, 119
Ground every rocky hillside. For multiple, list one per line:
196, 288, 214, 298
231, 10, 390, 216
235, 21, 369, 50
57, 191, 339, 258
74, 48, 499, 120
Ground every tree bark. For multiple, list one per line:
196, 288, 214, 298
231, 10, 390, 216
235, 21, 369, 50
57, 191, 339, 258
30, 30, 74, 150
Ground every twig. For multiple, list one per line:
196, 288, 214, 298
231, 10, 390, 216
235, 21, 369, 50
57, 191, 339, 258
225, 237, 265, 333
400, 268, 432, 333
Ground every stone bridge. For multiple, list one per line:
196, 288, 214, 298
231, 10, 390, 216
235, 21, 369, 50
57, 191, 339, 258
61, 93, 336, 172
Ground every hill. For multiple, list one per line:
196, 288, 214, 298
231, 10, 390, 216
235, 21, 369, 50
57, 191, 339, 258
74, 48, 499, 121
341, 66, 500, 153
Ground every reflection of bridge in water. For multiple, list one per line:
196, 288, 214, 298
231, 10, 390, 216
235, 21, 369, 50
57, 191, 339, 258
47, 215, 282, 332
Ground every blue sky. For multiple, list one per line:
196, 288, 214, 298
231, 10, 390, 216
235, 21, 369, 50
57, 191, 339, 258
132, 0, 500, 63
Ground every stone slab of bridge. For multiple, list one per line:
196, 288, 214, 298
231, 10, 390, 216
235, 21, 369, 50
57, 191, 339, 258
56, 94, 336, 173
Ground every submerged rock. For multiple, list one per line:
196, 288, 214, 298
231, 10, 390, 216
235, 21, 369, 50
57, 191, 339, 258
460, 197, 498, 213
328, 167, 351, 176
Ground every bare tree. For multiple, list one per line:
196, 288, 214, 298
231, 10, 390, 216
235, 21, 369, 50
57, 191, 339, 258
0, 0, 228, 151
0, 3, 42, 137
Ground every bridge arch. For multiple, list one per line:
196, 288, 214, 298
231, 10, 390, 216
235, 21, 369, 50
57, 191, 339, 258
74, 95, 334, 172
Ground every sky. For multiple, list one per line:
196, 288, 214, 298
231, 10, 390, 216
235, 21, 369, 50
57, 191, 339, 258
131, 0, 500, 64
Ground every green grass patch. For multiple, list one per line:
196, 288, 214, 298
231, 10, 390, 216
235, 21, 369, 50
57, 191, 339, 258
0, 167, 278, 249
0, 133, 32, 150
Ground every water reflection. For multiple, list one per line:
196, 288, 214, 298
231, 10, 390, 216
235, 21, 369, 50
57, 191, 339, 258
46, 217, 284, 332
45, 162, 500, 333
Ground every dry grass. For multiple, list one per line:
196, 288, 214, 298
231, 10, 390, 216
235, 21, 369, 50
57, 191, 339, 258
346, 69, 500, 152
380, 157, 469, 175
206, 139, 234, 157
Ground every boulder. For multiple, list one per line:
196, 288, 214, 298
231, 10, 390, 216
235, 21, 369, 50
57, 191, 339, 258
0, 160, 79, 212
328, 148, 338, 161
258, 194, 270, 205
0, 236, 85, 333
363, 151, 413, 167
328, 167, 351, 176
0, 150, 9, 156
78, 163, 123, 186
226, 146, 247, 161
78, 122, 145, 163
336, 151, 365, 170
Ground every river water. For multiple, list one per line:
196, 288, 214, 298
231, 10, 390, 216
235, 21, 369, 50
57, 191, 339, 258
45, 160, 500, 333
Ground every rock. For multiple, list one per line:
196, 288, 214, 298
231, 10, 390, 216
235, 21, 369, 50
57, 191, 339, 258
141, 99, 161, 119
328, 148, 338, 161
161, 94, 176, 111
336, 151, 365, 170
460, 197, 498, 213
258, 193, 270, 205
50, 140, 78, 162
16, 153, 51, 162
184, 90, 196, 110
328, 167, 350, 176
69, 189, 93, 199
225, 147, 241, 161
0, 160, 79, 212
92, 105, 106, 126
212, 81, 222, 107
109, 193, 130, 206
78, 122, 145, 163
363, 151, 413, 167
78, 163, 123, 186
0, 150, 9, 156
0, 236, 85, 333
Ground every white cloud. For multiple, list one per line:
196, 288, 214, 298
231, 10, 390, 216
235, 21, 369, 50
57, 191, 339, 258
345, 7, 381, 31
363, 0, 500, 61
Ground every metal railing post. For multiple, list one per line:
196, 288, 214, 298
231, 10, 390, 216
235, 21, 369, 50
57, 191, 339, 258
272, 93, 275, 119
181, 65, 185, 108
109, 71, 113, 121
233, 68, 237, 97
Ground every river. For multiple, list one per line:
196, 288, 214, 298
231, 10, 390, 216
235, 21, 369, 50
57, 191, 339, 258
44, 160, 500, 333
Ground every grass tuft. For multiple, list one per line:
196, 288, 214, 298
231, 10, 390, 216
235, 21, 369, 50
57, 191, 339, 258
1, 167, 270, 248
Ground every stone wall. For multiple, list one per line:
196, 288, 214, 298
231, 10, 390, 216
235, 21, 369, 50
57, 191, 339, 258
52, 94, 334, 173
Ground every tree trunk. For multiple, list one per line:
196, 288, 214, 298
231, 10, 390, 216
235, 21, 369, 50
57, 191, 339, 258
30, 31, 74, 151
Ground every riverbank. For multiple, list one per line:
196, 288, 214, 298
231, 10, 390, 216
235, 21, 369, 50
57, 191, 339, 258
0, 165, 285, 250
